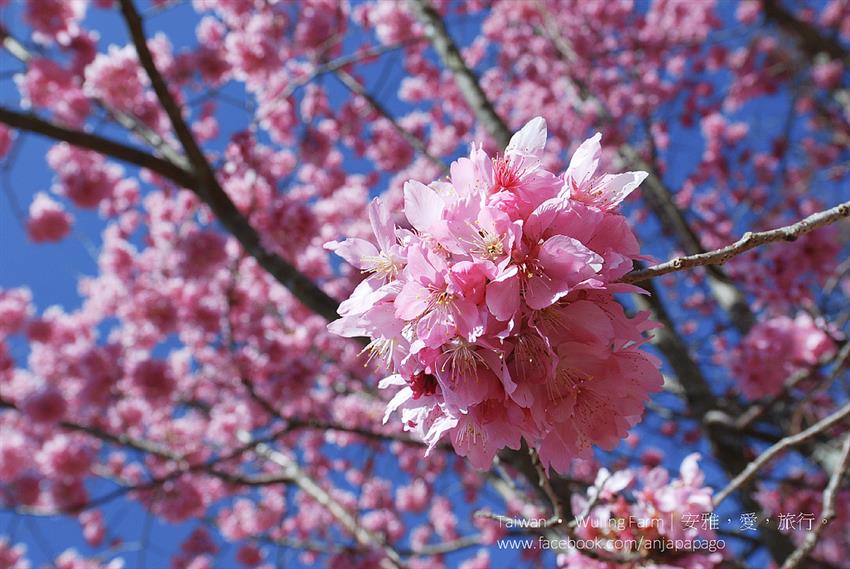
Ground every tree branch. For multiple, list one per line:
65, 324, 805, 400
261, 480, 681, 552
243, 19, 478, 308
0, 104, 345, 322
1, 25, 347, 323
117, 0, 209, 175
762, 0, 849, 62
400, 534, 482, 556
239, 432, 408, 569
334, 69, 448, 173
405, 1, 795, 559
635, 278, 796, 560
714, 400, 850, 506
407, 0, 512, 147
534, 6, 757, 333
780, 432, 850, 569
0, 396, 180, 461
625, 199, 850, 283
115, 0, 344, 322
734, 341, 850, 431
0, 107, 196, 188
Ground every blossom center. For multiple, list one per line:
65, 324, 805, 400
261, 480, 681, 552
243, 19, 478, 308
407, 371, 438, 400
362, 253, 400, 278
492, 154, 525, 192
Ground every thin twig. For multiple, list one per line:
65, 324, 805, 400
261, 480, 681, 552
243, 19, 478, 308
780, 432, 850, 569
240, 432, 408, 569
528, 447, 563, 526
714, 400, 850, 506
567, 472, 610, 529
334, 69, 447, 172
406, 0, 512, 147
735, 342, 850, 430
399, 534, 482, 556
282, 40, 422, 100
625, 200, 850, 283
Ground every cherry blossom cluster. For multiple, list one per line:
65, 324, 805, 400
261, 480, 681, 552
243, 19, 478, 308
559, 454, 723, 568
0, 537, 123, 569
731, 313, 838, 398
757, 474, 850, 567
328, 117, 663, 473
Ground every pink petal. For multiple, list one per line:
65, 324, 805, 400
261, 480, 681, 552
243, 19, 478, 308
416, 308, 453, 348
451, 297, 482, 340
404, 244, 440, 286
395, 281, 431, 321
404, 180, 443, 234
486, 266, 520, 321
525, 236, 602, 309
327, 314, 367, 338
368, 197, 396, 252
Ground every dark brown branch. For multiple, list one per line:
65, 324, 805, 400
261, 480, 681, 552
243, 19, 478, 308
0, 105, 345, 322
763, 0, 849, 62
118, 0, 209, 175
116, 0, 345, 323
0, 107, 196, 188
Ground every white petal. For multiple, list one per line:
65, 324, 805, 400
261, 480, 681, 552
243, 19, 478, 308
326, 238, 378, 270
378, 374, 407, 389
565, 132, 602, 190
383, 385, 413, 424
423, 412, 458, 454
506, 116, 547, 158
594, 171, 648, 209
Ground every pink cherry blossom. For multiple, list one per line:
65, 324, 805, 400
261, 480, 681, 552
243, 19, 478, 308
26, 192, 73, 242
330, 117, 662, 473
731, 313, 838, 398
0, 125, 12, 158
15, 58, 90, 127
562, 455, 723, 567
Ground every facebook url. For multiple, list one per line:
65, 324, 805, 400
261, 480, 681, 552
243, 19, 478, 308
497, 535, 726, 553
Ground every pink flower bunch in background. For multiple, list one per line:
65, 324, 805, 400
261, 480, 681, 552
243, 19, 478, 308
757, 474, 850, 567
560, 454, 723, 568
26, 192, 73, 243
328, 117, 663, 473
731, 313, 837, 398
